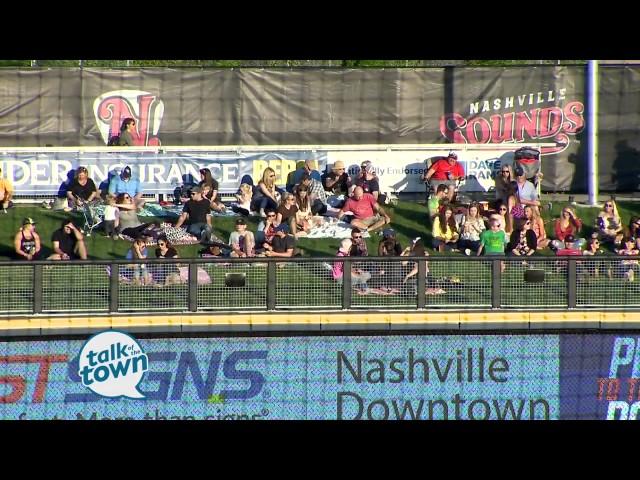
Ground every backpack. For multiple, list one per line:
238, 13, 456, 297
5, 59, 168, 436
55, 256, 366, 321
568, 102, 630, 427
107, 135, 121, 146
514, 147, 541, 181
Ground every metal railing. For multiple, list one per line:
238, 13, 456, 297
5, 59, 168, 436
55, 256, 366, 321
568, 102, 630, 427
1, 255, 640, 316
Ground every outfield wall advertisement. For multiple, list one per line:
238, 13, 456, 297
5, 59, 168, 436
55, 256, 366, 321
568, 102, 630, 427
0, 146, 534, 196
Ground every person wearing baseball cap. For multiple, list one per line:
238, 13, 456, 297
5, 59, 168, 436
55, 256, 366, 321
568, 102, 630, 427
265, 223, 295, 257
422, 150, 464, 203
555, 234, 583, 256
229, 217, 255, 258
322, 159, 352, 196
108, 165, 145, 209
14, 217, 41, 260
0, 165, 14, 212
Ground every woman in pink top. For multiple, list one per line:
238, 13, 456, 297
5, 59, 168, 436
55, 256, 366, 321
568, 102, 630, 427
333, 238, 371, 291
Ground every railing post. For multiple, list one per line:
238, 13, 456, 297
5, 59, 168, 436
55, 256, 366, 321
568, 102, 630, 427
417, 258, 426, 309
342, 258, 352, 310
267, 260, 276, 310
491, 258, 502, 309
109, 263, 119, 313
33, 264, 43, 314
188, 262, 198, 312
267, 261, 278, 310
567, 258, 577, 309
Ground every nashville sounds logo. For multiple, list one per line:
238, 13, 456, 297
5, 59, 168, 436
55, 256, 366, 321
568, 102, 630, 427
93, 90, 164, 146
439, 88, 585, 155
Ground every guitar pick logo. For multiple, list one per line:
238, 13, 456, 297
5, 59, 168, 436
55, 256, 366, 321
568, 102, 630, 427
93, 90, 164, 146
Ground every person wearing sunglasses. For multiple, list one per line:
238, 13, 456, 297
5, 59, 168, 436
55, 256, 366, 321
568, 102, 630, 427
256, 208, 278, 251
507, 218, 537, 257
108, 165, 145, 209
151, 235, 181, 286
428, 184, 449, 222
322, 160, 352, 196
14, 217, 41, 260
615, 237, 640, 282
47, 219, 88, 260
251, 167, 281, 217
349, 228, 368, 257
423, 151, 464, 204
551, 206, 585, 250
494, 164, 517, 212
581, 237, 607, 279
174, 186, 214, 243
596, 199, 624, 246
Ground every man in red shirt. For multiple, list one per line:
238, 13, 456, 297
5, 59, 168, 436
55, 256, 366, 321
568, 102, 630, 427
423, 151, 465, 203
338, 186, 390, 233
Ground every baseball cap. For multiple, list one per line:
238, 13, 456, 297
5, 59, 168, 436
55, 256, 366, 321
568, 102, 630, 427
22, 217, 36, 226
275, 223, 290, 233
447, 151, 458, 159
382, 228, 396, 239
122, 166, 132, 178
235, 218, 247, 225
565, 234, 576, 244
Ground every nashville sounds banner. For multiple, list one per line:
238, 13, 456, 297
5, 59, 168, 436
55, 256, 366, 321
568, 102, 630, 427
0, 66, 632, 191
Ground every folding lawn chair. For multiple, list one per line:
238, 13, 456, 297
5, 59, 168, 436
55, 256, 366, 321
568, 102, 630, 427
79, 200, 103, 236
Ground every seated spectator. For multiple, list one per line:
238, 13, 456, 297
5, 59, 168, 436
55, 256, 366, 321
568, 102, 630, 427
66, 166, 99, 209
115, 193, 158, 239
124, 236, 152, 286
432, 206, 459, 252
322, 160, 352, 195
629, 216, 640, 240
378, 228, 403, 256
555, 234, 583, 256
199, 168, 225, 213
229, 218, 255, 258
108, 165, 145, 209
506, 219, 537, 257
597, 199, 624, 246
552, 207, 586, 250
423, 152, 464, 204
251, 167, 281, 217
491, 200, 513, 234
233, 183, 253, 216
256, 209, 278, 248
276, 192, 299, 234
151, 235, 181, 286
615, 237, 640, 282
332, 238, 371, 291
296, 172, 328, 215
14, 217, 41, 260
428, 184, 449, 221
354, 163, 385, 204
349, 228, 368, 257
289, 159, 322, 192
478, 218, 507, 272
494, 164, 517, 211
103, 194, 120, 238
48, 219, 88, 260
514, 165, 540, 211
117, 117, 137, 146
524, 205, 549, 249
264, 223, 295, 258
293, 184, 313, 237
458, 202, 486, 256
579, 237, 606, 279
0, 166, 14, 211
402, 237, 432, 285
338, 186, 390, 233
199, 243, 226, 258
174, 186, 213, 243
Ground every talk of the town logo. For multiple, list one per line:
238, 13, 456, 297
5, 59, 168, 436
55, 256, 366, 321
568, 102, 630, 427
93, 90, 164, 146
439, 88, 585, 156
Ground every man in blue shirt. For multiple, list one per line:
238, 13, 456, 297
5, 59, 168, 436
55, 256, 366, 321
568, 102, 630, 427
287, 159, 321, 192
108, 166, 145, 209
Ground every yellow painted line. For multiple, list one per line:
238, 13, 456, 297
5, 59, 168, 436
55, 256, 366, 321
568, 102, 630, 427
0, 311, 639, 332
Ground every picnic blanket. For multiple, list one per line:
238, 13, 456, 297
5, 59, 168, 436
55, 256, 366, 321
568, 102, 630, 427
306, 220, 371, 239
87, 203, 242, 219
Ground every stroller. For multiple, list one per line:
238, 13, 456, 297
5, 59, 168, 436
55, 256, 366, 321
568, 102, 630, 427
78, 199, 103, 236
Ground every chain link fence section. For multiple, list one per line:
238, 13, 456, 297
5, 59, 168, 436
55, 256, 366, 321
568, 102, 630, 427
275, 261, 341, 310
117, 262, 188, 312
500, 258, 568, 308
0, 264, 33, 313
198, 262, 267, 311
426, 258, 492, 309
577, 258, 640, 307
42, 264, 109, 313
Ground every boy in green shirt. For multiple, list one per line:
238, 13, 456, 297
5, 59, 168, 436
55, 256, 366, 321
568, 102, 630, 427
478, 218, 507, 271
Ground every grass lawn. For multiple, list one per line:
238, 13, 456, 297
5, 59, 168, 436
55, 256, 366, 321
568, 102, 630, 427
1, 197, 639, 314
0, 198, 637, 260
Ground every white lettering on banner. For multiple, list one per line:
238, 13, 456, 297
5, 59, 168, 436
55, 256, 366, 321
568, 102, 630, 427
52, 160, 74, 185
166, 164, 183, 184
